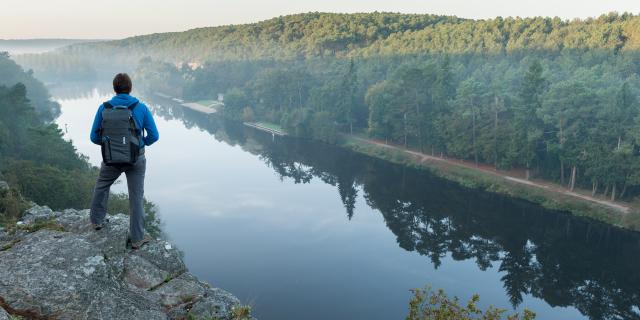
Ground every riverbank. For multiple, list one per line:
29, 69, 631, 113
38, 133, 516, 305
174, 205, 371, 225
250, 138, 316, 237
0, 204, 253, 320
342, 135, 640, 231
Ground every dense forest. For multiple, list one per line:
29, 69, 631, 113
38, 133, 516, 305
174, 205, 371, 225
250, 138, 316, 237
15, 12, 640, 201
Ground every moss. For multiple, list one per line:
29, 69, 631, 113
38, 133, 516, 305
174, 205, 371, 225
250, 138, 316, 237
17, 219, 66, 233
0, 239, 20, 251
231, 305, 252, 320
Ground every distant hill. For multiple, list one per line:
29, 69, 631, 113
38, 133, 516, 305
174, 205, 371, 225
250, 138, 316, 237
0, 39, 101, 55
56, 11, 640, 65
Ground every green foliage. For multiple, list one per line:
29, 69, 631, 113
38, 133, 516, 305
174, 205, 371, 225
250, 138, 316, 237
0, 52, 60, 120
310, 111, 340, 144
407, 286, 536, 320
13, 52, 96, 82
3, 160, 97, 210
0, 67, 99, 212
50, 12, 640, 65
0, 186, 28, 226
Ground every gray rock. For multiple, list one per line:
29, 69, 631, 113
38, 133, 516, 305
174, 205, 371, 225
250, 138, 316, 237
131, 239, 187, 276
153, 273, 207, 307
124, 254, 170, 290
0, 208, 246, 320
186, 287, 242, 320
21, 205, 55, 224
0, 307, 9, 320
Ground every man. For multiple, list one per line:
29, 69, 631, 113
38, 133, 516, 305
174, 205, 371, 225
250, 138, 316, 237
89, 73, 159, 249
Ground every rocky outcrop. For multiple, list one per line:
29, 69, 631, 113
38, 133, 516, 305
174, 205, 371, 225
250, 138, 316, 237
0, 207, 246, 320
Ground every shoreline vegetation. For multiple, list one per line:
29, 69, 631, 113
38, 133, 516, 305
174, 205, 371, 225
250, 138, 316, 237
153, 89, 640, 231
341, 134, 640, 231
154, 89, 640, 231
280, 120, 640, 231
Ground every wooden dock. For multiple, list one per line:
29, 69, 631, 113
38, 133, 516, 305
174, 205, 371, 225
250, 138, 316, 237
181, 102, 217, 114
153, 92, 219, 115
243, 122, 287, 136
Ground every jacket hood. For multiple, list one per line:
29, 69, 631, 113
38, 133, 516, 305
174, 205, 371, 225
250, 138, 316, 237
108, 93, 139, 107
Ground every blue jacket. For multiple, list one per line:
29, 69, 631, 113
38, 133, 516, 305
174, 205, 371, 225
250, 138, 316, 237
90, 94, 159, 148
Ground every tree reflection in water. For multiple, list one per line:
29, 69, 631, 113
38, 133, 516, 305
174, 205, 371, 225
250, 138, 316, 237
148, 97, 640, 320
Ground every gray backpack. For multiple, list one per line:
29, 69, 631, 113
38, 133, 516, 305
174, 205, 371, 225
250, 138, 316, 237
100, 101, 141, 166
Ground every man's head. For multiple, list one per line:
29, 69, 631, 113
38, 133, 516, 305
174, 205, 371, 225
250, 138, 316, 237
113, 73, 132, 94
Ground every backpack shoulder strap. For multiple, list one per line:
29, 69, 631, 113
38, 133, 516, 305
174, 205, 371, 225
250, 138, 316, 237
103, 101, 113, 109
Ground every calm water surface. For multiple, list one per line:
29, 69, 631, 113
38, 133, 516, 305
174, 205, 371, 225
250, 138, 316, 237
53, 87, 640, 320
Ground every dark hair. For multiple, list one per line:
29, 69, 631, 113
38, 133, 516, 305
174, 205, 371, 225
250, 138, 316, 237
113, 73, 132, 94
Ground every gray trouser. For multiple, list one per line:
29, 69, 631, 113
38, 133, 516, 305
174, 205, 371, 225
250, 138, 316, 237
90, 155, 146, 243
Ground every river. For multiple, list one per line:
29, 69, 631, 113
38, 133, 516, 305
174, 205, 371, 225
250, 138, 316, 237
52, 86, 640, 320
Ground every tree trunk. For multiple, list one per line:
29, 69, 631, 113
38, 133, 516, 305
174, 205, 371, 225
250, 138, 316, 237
415, 89, 423, 152
569, 166, 577, 191
525, 168, 531, 180
611, 184, 616, 201
618, 136, 622, 150
403, 112, 408, 148
494, 102, 499, 170
591, 181, 598, 197
604, 185, 609, 197
472, 107, 478, 166
620, 182, 628, 199
560, 160, 565, 186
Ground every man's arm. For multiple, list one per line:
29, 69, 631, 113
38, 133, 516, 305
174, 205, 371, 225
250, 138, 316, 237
89, 106, 104, 145
142, 106, 159, 146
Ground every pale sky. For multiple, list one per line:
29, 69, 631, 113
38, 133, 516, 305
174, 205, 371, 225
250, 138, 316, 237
2, 0, 640, 39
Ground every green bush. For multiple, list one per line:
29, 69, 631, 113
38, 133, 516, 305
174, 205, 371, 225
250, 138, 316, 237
0, 186, 28, 227
407, 286, 536, 320
3, 160, 97, 211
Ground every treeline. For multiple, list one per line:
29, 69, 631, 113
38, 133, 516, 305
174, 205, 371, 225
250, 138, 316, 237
17, 12, 640, 78
0, 52, 60, 120
43, 12, 640, 64
141, 45, 640, 201
13, 53, 97, 82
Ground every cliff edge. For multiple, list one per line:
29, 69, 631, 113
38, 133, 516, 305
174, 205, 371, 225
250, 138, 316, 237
0, 205, 247, 320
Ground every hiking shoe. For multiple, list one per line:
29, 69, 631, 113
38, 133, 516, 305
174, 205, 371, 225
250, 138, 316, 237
131, 235, 152, 250
91, 218, 109, 230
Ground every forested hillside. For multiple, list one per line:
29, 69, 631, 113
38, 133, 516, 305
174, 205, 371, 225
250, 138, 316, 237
0, 52, 60, 120
48, 12, 640, 63
0, 53, 100, 222
14, 12, 640, 202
